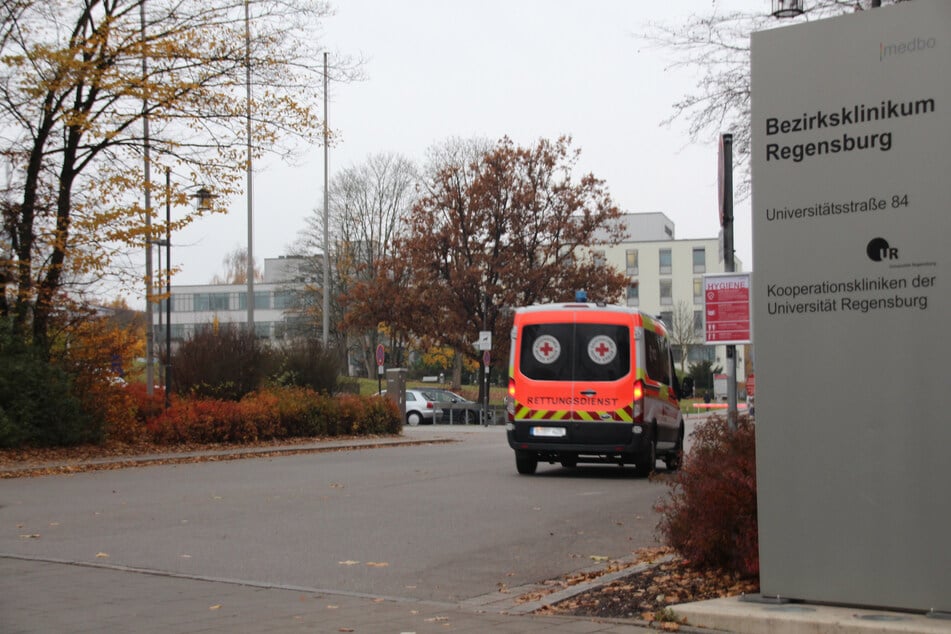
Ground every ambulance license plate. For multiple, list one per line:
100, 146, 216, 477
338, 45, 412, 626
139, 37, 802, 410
531, 426, 566, 438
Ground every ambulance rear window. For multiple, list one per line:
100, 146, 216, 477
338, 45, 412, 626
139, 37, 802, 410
520, 323, 630, 382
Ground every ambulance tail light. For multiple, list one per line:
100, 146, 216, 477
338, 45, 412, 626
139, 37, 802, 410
633, 380, 644, 422
508, 378, 516, 399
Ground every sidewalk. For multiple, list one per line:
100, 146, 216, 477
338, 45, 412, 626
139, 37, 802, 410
0, 555, 660, 634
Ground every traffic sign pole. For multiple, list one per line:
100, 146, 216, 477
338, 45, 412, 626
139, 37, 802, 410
719, 133, 738, 430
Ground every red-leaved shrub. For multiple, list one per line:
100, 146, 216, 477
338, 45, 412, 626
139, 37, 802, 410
141, 386, 401, 445
655, 415, 758, 578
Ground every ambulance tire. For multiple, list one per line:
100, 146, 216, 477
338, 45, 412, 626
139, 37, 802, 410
560, 455, 577, 468
633, 426, 656, 478
515, 450, 538, 475
664, 423, 685, 471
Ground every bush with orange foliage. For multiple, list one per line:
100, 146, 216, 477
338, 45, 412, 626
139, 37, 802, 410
138, 386, 401, 445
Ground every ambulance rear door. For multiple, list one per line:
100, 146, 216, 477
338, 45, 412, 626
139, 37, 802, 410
515, 308, 633, 423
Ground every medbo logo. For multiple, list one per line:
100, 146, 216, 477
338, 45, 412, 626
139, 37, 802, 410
880, 36, 936, 61
867, 237, 898, 262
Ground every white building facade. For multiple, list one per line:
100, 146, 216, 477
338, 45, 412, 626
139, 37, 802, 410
154, 256, 313, 345
589, 213, 745, 377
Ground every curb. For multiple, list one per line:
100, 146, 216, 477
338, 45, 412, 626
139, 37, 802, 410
506, 553, 675, 615
0, 436, 456, 479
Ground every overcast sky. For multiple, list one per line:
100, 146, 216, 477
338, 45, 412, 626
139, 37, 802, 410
170, 0, 756, 286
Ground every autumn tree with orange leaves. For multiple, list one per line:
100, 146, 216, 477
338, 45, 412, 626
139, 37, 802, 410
0, 0, 356, 352
349, 136, 629, 400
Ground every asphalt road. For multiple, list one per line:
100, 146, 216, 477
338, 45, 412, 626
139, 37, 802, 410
0, 424, 687, 605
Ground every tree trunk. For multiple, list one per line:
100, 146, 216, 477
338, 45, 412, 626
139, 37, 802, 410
32, 119, 81, 351
451, 350, 463, 390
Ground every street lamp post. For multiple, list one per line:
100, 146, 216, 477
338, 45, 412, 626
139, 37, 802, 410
159, 167, 215, 410
163, 168, 172, 409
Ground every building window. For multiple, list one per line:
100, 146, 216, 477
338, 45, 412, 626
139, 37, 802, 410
592, 249, 606, 267
238, 291, 272, 310
625, 249, 638, 275
694, 310, 704, 337
659, 248, 672, 275
173, 294, 193, 312
693, 247, 706, 273
193, 293, 229, 312
660, 311, 673, 327
660, 279, 673, 305
273, 290, 295, 309
626, 282, 639, 306
693, 278, 703, 304
688, 345, 716, 363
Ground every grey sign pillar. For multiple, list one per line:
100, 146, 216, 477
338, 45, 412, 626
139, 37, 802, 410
751, 1, 950, 613
385, 368, 407, 421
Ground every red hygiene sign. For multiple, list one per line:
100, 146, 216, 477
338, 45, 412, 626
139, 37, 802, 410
704, 273, 751, 345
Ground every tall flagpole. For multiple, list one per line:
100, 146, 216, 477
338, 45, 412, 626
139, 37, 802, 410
322, 52, 329, 346
245, 0, 255, 331
141, 1, 154, 395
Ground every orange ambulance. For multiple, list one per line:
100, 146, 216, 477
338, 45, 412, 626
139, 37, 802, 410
506, 301, 685, 476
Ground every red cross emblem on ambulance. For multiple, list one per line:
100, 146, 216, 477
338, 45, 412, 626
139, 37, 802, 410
587, 335, 617, 365
532, 335, 561, 364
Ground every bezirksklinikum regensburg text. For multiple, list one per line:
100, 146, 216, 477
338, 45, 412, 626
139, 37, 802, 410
764, 96, 935, 163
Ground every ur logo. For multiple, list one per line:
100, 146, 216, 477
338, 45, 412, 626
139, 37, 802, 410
867, 237, 899, 262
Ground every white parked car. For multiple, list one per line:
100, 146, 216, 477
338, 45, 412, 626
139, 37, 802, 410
404, 389, 443, 426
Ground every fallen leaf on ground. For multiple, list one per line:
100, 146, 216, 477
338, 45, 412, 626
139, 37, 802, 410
95, 552, 109, 558
338, 560, 360, 566
366, 561, 389, 567
536, 547, 758, 623
209, 604, 221, 610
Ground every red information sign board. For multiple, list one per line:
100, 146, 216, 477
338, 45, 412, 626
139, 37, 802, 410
704, 273, 751, 344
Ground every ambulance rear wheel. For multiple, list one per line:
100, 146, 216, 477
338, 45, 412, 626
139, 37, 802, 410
633, 428, 656, 478
515, 450, 538, 475
664, 423, 685, 471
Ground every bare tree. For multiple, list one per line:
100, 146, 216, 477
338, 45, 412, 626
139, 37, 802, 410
668, 300, 699, 375
295, 152, 418, 376
638, 0, 912, 198
210, 247, 262, 285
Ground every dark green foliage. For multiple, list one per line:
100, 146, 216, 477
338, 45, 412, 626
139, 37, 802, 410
686, 360, 723, 392
271, 337, 343, 394
0, 322, 99, 447
655, 415, 758, 578
172, 324, 274, 401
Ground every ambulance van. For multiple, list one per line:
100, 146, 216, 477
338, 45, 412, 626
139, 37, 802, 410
506, 302, 685, 476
